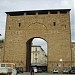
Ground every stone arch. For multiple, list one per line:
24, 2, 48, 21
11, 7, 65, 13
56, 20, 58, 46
26, 36, 48, 44
25, 22, 48, 38
27, 22, 48, 30
26, 36, 48, 72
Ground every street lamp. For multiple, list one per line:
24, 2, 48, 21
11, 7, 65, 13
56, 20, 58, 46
59, 59, 63, 62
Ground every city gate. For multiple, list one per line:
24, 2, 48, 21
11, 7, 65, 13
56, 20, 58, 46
5, 9, 72, 72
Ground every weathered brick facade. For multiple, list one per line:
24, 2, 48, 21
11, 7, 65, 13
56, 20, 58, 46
5, 9, 72, 73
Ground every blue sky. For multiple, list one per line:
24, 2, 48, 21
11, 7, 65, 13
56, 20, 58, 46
0, 0, 74, 53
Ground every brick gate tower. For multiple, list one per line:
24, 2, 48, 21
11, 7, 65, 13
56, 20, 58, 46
5, 9, 72, 73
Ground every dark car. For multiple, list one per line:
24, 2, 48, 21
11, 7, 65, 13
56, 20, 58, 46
69, 67, 75, 74
16, 67, 23, 74
63, 67, 70, 74
37, 68, 42, 73
42, 68, 47, 72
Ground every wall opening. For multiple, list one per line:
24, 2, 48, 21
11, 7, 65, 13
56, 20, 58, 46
26, 37, 47, 72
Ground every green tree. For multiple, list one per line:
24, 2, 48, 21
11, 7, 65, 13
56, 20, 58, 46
0, 39, 4, 43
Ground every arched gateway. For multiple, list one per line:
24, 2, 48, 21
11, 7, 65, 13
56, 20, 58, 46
5, 9, 72, 73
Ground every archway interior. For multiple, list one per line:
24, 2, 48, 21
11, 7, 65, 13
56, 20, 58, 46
26, 37, 47, 72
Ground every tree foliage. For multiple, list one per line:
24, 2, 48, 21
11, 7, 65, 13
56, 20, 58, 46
0, 39, 4, 43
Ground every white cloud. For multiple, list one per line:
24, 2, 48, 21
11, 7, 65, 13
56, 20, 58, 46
32, 38, 47, 54
61, 0, 73, 8
0, 0, 74, 41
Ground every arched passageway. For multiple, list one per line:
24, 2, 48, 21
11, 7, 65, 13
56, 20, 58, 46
26, 37, 47, 72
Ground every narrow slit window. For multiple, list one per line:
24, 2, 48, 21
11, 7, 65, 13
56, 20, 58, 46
9, 27, 10, 30
19, 23, 21, 27
53, 22, 56, 26
65, 25, 66, 28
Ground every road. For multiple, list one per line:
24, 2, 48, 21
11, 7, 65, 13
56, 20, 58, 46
17, 72, 72, 75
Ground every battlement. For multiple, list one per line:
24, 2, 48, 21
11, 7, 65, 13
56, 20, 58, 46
6, 9, 71, 16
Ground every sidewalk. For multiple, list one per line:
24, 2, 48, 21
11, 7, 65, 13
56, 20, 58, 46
17, 72, 73, 75
17, 72, 50, 75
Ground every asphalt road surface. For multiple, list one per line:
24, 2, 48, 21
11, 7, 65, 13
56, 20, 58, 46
17, 72, 73, 75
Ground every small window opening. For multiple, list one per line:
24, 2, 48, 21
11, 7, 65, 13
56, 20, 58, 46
38, 11, 48, 14
26, 11, 36, 15
19, 23, 21, 27
35, 54, 37, 56
9, 12, 24, 16
9, 27, 10, 30
65, 25, 66, 28
53, 22, 56, 26
1, 64, 5, 67
60, 11, 67, 14
50, 11, 57, 14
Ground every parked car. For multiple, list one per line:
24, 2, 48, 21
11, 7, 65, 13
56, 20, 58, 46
37, 68, 42, 73
53, 67, 58, 74
69, 67, 75, 74
63, 67, 70, 74
42, 68, 47, 72
16, 67, 23, 73
33, 67, 37, 73
63, 67, 71, 74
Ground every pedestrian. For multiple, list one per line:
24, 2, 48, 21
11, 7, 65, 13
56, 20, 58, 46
30, 67, 34, 75
11, 69, 17, 75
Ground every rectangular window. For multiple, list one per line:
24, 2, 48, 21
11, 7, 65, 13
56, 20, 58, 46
9, 27, 10, 30
60, 10, 67, 14
35, 58, 37, 63
9, 12, 24, 16
6, 64, 11, 67
19, 23, 21, 27
1, 64, 5, 67
38, 11, 48, 14
35, 48, 37, 51
35, 54, 37, 56
53, 22, 56, 26
26, 11, 36, 15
